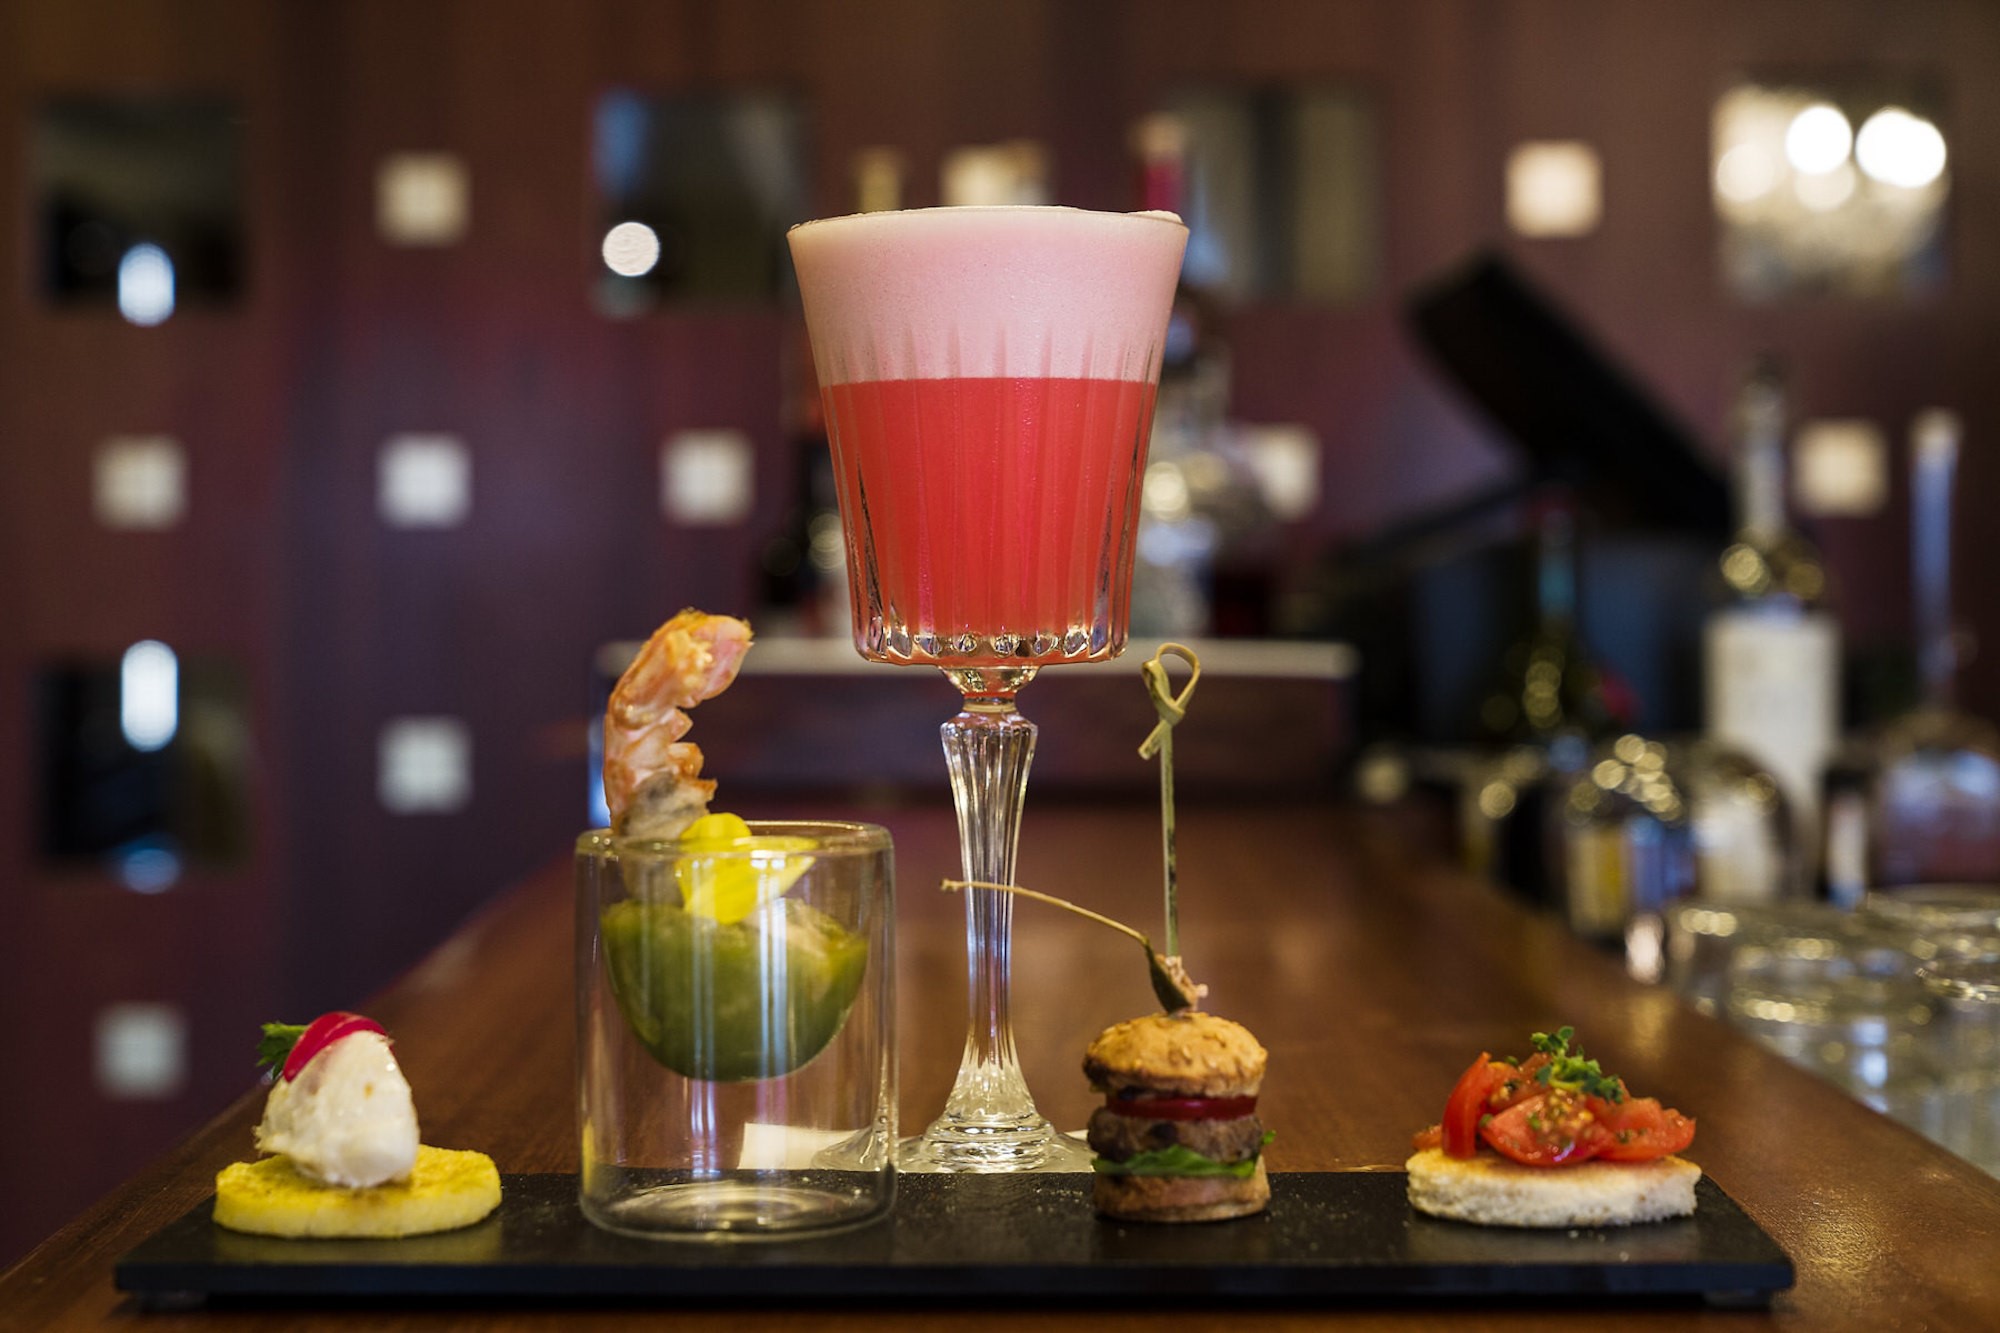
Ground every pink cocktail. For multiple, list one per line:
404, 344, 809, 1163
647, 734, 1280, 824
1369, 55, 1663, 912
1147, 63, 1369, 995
822, 375, 1156, 665
791, 207, 1186, 1171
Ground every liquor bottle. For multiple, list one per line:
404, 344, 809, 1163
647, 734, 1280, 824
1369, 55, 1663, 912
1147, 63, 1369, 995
1552, 733, 1698, 973
1479, 492, 1617, 746
1865, 410, 2000, 887
1701, 356, 1838, 897
1475, 490, 1621, 908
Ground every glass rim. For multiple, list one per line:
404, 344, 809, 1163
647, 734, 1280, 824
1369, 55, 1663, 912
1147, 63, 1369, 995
1865, 884, 2000, 914
1918, 957, 2000, 1001
1670, 899, 1879, 939
1728, 977, 1934, 1024
577, 820, 891, 859
787, 204, 1186, 235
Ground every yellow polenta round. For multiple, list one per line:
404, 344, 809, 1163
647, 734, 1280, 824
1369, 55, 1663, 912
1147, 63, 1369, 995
213, 1145, 500, 1238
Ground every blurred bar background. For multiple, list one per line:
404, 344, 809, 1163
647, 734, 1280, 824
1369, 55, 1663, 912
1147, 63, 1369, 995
3, 0, 1998, 1266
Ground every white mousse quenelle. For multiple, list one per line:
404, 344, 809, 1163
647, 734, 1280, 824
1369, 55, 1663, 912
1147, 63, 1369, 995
255, 1012, 419, 1188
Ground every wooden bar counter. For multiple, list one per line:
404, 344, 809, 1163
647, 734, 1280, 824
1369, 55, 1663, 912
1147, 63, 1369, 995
9, 798, 2000, 1329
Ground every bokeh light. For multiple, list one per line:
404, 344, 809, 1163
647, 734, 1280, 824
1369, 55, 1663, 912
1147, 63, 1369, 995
1796, 162, 1858, 212
1715, 142, 1782, 203
1784, 104, 1853, 175
120, 640, 178, 752
116, 243, 175, 326
601, 220, 661, 277
1856, 108, 1947, 189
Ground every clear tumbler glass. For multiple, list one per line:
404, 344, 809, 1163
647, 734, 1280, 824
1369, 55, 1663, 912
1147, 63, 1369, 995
576, 821, 895, 1237
1918, 956, 2000, 1175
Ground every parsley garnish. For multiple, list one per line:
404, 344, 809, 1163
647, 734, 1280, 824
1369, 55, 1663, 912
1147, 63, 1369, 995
1528, 1025, 1624, 1103
256, 1022, 307, 1078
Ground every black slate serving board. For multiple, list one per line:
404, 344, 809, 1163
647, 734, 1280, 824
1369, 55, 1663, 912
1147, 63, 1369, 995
116, 1172, 1793, 1310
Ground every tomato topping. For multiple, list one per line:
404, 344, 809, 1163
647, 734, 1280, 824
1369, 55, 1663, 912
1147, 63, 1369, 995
1441, 1054, 1510, 1157
282, 1011, 387, 1082
1480, 1089, 1601, 1166
1424, 1028, 1696, 1168
1104, 1095, 1257, 1121
1587, 1095, 1696, 1161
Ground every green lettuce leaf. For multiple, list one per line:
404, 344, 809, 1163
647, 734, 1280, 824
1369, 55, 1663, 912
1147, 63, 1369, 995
1090, 1132, 1275, 1179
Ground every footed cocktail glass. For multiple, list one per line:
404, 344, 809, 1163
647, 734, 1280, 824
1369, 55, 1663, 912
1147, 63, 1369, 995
788, 207, 1187, 1171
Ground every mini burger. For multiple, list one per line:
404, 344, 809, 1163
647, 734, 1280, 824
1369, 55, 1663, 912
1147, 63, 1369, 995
1083, 1010, 1272, 1222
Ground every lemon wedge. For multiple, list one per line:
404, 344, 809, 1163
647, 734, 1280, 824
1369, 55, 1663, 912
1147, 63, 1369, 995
674, 812, 815, 924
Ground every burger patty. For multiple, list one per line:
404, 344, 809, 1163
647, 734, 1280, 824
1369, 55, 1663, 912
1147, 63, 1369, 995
1087, 1105, 1267, 1164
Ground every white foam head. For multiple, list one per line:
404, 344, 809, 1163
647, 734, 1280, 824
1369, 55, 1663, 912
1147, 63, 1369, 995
788, 206, 1187, 385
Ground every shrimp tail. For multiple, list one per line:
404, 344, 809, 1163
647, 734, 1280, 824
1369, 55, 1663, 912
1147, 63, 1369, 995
603, 610, 753, 838
621, 769, 717, 842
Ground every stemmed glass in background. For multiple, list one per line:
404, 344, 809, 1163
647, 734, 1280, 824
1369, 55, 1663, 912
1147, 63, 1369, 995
1834, 411, 2000, 893
789, 207, 1187, 1171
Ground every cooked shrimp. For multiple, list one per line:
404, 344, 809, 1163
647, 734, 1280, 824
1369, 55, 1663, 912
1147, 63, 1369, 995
603, 609, 754, 839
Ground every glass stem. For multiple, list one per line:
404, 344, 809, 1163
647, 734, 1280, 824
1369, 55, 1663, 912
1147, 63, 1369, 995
939, 699, 1038, 1125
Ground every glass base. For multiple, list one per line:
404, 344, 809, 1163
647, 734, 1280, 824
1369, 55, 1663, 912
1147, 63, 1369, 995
581, 1176, 890, 1240
897, 1115, 1094, 1174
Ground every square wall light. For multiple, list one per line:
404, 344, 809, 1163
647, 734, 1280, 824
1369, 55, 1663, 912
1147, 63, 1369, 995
1794, 419, 1888, 517
95, 435, 186, 529
662, 429, 754, 525
378, 717, 471, 814
377, 153, 470, 246
941, 141, 1051, 206
95, 1002, 187, 1099
1241, 424, 1322, 521
379, 433, 471, 528
1507, 141, 1603, 238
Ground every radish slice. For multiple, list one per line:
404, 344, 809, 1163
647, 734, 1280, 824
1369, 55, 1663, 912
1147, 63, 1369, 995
281, 1012, 387, 1082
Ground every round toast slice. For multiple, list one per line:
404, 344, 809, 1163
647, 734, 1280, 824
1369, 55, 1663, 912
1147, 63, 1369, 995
1406, 1147, 1698, 1228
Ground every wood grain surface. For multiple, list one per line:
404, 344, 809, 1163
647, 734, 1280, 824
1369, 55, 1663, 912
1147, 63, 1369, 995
8, 798, 2000, 1330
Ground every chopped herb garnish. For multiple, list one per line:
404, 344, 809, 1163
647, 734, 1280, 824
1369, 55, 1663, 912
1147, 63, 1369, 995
1528, 1025, 1625, 1103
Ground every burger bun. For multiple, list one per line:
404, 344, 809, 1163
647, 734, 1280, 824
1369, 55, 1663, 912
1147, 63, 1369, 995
1083, 1011, 1267, 1099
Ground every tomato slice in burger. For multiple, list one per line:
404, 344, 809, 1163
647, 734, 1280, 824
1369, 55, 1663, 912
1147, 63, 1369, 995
1441, 1053, 1510, 1158
1587, 1095, 1695, 1161
1104, 1095, 1257, 1121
